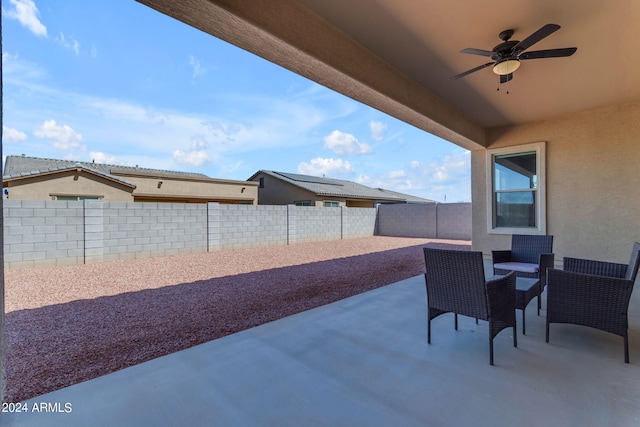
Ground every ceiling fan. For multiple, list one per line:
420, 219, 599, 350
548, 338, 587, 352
452, 24, 577, 83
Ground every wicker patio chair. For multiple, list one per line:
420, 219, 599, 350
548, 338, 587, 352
546, 242, 640, 363
492, 234, 554, 314
424, 248, 517, 365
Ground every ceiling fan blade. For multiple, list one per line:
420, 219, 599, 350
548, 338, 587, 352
500, 73, 513, 84
451, 62, 494, 80
513, 24, 561, 53
460, 48, 493, 57
519, 47, 577, 59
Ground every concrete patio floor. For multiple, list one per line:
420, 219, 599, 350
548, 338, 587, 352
2, 269, 639, 426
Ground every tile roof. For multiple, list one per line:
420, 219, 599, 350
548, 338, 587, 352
253, 170, 435, 203
3, 155, 209, 186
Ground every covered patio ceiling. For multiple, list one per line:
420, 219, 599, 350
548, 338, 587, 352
135, 0, 640, 151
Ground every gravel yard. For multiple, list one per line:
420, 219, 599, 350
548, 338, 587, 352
5, 236, 470, 402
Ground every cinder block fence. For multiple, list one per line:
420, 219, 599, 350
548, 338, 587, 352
3, 200, 470, 269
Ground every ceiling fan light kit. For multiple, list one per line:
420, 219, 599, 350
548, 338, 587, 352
453, 23, 576, 83
493, 59, 520, 75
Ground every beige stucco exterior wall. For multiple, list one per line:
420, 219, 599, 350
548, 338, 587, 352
252, 173, 316, 205
5, 172, 133, 201
472, 101, 640, 264
251, 173, 375, 207
126, 174, 257, 204
4, 170, 258, 204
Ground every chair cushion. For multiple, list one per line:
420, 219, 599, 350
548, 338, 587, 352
494, 262, 539, 274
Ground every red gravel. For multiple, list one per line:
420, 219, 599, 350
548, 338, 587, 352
4, 236, 470, 402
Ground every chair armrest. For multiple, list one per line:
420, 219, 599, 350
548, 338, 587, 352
486, 271, 516, 321
563, 257, 627, 278
492, 250, 512, 264
547, 268, 634, 331
538, 253, 555, 285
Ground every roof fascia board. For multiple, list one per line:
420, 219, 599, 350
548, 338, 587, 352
3, 167, 137, 189
112, 169, 258, 186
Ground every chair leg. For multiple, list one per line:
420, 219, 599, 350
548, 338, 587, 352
522, 309, 526, 335
537, 294, 541, 316
624, 333, 629, 364
489, 335, 494, 366
513, 326, 518, 348
427, 318, 432, 344
454, 313, 458, 331
545, 321, 550, 343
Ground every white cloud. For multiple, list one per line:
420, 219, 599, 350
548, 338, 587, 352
172, 136, 212, 167
370, 121, 387, 141
2, 125, 28, 142
190, 136, 209, 151
297, 157, 354, 177
89, 152, 123, 165
6, 0, 47, 37
323, 130, 371, 155
34, 120, 84, 150
173, 149, 212, 167
368, 151, 471, 202
2, 51, 47, 82
55, 33, 80, 55
387, 170, 406, 179
356, 174, 371, 184
189, 55, 205, 78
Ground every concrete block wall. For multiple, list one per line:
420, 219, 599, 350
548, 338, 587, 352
100, 202, 208, 261
377, 203, 472, 240
212, 204, 288, 250
3, 201, 469, 269
342, 207, 377, 238
377, 203, 438, 238
288, 205, 342, 244
3, 200, 85, 269
436, 203, 472, 240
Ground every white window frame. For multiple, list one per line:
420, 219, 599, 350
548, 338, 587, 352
486, 142, 546, 235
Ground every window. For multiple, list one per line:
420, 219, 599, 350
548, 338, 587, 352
323, 201, 339, 207
486, 142, 546, 234
259, 177, 265, 188
295, 201, 311, 206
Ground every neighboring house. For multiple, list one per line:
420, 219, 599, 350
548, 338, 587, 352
2, 155, 258, 204
248, 170, 435, 207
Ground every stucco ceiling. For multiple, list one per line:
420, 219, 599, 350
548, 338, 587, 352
296, 0, 640, 129
136, 0, 640, 147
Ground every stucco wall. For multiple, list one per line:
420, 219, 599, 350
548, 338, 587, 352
127, 174, 257, 203
6, 172, 133, 201
472, 101, 640, 264
253, 173, 314, 205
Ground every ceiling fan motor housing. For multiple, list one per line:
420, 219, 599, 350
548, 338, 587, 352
492, 40, 519, 61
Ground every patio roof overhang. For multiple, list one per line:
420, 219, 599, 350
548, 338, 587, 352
135, 0, 640, 151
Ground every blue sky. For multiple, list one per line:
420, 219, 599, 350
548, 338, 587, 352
2, 0, 470, 202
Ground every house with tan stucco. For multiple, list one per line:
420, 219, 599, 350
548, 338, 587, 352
2, 155, 258, 204
248, 170, 435, 207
